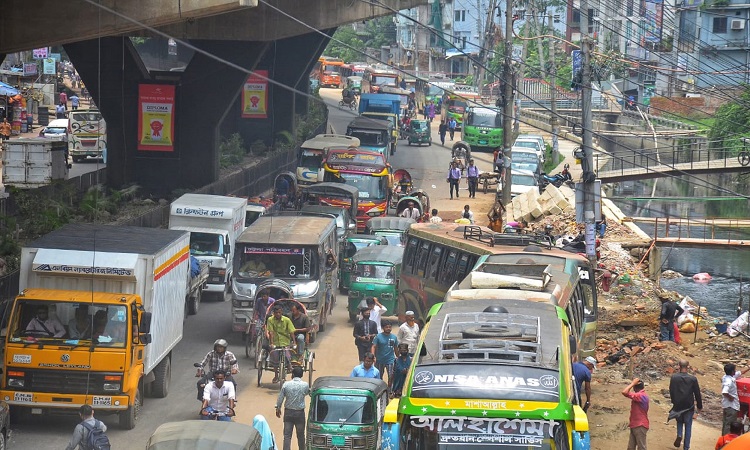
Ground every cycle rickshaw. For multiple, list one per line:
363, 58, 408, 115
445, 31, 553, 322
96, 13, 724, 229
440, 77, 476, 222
273, 171, 298, 210
252, 293, 315, 388
390, 169, 413, 208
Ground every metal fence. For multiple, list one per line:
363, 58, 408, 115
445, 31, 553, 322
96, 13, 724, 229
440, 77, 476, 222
595, 147, 742, 175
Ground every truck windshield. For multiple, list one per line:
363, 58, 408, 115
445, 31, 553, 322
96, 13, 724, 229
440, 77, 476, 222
190, 232, 224, 257
237, 247, 316, 280
373, 75, 397, 86
349, 131, 384, 146
312, 394, 375, 424
10, 300, 129, 347
354, 264, 395, 283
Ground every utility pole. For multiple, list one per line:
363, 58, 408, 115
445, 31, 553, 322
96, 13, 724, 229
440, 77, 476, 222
501, 0, 515, 206
580, 0, 597, 266
476, 0, 499, 90
548, 13, 559, 161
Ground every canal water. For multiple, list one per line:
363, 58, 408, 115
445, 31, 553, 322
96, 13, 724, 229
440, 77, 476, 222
605, 172, 750, 320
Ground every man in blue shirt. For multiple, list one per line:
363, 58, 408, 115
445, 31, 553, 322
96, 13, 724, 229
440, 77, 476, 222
466, 159, 480, 198
447, 162, 461, 199
448, 117, 457, 140
573, 356, 595, 412
351, 352, 380, 379
372, 321, 398, 390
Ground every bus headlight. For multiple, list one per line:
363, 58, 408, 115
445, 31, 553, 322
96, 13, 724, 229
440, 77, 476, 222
367, 210, 382, 217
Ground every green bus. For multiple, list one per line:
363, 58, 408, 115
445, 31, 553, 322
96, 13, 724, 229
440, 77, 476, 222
381, 298, 591, 450
462, 106, 503, 152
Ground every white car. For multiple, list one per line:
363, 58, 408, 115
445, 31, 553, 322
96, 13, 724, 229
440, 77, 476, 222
38, 118, 69, 142
510, 147, 541, 177
514, 137, 544, 163
508, 169, 539, 197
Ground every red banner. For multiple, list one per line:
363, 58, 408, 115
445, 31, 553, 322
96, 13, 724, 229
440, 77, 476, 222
138, 84, 176, 152
241, 70, 269, 119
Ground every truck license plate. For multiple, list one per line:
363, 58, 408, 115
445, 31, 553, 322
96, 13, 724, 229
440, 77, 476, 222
12, 354, 31, 364
13, 392, 32, 403
92, 396, 112, 406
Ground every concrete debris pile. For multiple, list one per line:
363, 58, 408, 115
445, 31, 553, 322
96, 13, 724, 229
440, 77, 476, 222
505, 184, 575, 223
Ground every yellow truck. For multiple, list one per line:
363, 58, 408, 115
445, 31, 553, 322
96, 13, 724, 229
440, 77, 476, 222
0, 224, 193, 429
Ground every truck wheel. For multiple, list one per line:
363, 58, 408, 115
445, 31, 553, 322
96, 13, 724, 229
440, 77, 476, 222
222, 278, 232, 302
318, 314, 327, 333
119, 388, 141, 430
151, 356, 171, 398
188, 289, 201, 315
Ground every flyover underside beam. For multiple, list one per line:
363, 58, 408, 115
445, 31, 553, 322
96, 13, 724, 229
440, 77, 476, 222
151, 0, 426, 41
0, 0, 256, 53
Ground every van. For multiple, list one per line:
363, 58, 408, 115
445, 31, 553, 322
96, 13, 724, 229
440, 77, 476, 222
39, 118, 69, 142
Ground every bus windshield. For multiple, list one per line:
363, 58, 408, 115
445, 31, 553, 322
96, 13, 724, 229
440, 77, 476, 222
323, 64, 341, 72
333, 173, 387, 201
354, 264, 395, 283
373, 75, 397, 86
300, 149, 324, 168
312, 394, 375, 424
467, 112, 500, 127
426, 85, 445, 96
448, 100, 467, 112
237, 246, 316, 279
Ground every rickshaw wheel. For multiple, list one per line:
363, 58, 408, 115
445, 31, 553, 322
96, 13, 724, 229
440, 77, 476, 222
307, 352, 315, 386
279, 361, 287, 389
256, 348, 265, 385
252, 333, 263, 369
244, 332, 251, 358
483, 178, 489, 194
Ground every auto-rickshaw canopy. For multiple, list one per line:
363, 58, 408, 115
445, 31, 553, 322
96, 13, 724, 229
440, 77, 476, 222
311, 376, 388, 397
301, 182, 359, 220
146, 420, 261, 450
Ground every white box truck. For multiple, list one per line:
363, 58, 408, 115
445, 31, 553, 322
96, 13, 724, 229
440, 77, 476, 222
3, 138, 69, 188
169, 194, 247, 296
0, 224, 191, 429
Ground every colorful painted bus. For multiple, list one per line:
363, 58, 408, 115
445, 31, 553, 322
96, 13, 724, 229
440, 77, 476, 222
462, 106, 503, 153
362, 66, 399, 94
441, 85, 481, 130
398, 224, 597, 357
322, 148, 391, 232
381, 298, 591, 450
341, 62, 368, 78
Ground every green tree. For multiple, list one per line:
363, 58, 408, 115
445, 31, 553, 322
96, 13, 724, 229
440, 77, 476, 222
326, 26, 365, 62
707, 84, 750, 153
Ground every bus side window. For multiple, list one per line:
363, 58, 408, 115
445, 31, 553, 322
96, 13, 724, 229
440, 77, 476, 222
440, 250, 458, 285
427, 246, 443, 280
415, 242, 431, 278
404, 238, 419, 274
456, 253, 472, 281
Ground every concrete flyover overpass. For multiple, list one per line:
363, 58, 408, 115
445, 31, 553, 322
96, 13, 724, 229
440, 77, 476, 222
0, 0, 424, 193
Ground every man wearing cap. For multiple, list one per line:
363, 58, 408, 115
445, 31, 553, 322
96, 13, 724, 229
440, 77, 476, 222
397, 311, 420, 355
572, 356, 596, 412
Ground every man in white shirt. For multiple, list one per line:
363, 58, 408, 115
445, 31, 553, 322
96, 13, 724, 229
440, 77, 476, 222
429, 209, 442, 223
201, 370, 236, 421
361, 297, 387, 333
25, 305, 66, 337
400, 201, 421, 220
461, 205, 475, 224
721, 363, 750, 434
397, 311, 420, 354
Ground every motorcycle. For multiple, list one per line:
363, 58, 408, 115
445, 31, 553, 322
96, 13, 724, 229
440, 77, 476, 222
200, 406, 236, 420
539, 164, 573, 189
194, 359, 238, 401
339, 96, 357, 110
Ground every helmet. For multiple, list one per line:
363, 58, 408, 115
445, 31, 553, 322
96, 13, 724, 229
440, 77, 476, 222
213, 339, 228, 352
545, 224, 553, 232
564, 163, 570, 170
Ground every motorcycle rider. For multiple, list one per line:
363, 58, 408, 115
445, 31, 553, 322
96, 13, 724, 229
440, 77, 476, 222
196, 339, 239, 400
341, 87, 355, 106
201, 370, 235, 421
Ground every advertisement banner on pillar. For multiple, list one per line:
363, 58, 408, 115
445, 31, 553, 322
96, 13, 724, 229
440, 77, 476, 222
137, 84, 176, 152
241, 70, 269, 119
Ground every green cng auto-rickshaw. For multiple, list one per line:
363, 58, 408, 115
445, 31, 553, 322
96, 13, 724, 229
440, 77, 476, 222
407, 119, 431, 146
365, 217, 415, 247
340, 234, 389, 293
307, 376, 389, 450
347, 245, 404, 322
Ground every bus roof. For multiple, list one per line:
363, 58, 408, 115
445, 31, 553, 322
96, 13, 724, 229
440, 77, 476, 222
420, 299, 565, 369
236, 216, 335, 246
366, 217, 415, 233
468, 106, 499, 115
352, 245, 404, 265
408, 223, 559, 256
301, 134, 359, 150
